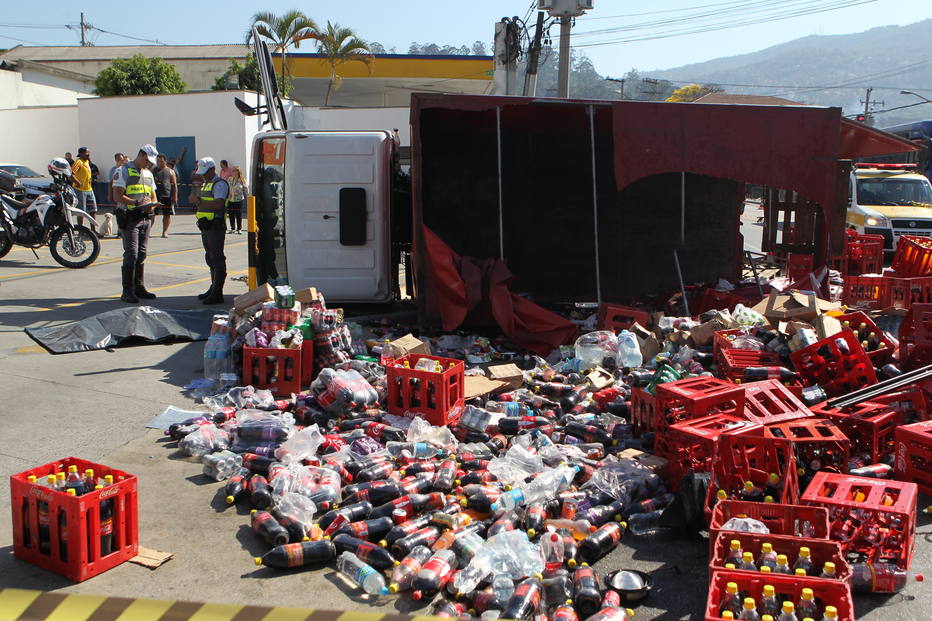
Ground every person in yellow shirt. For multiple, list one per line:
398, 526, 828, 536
71, 147, 98, 231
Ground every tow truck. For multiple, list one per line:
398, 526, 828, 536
846, 162, 932, 252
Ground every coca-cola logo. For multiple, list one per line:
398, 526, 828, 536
99, 486, 121, 500
29, 487, 53, 503
895, 442, 907, 473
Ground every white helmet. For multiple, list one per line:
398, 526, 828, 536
48, 157, 71, 179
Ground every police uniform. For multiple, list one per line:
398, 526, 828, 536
115, 163, 156, 301
196, 173, 229, 304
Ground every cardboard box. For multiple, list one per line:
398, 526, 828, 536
631, 323, 661, 362
464, 375, 507, 400
586, 367, 614, 390
295, 286, 319, 305
812, 313, 843, 340
753, 290, 840, 323
689, 319, 726, 347
233, 283, 274, 313
488, 363, 524, 390
388, 333, 431, 357
618, 448, 668, 476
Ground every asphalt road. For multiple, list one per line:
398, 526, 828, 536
0, 216, 928, 619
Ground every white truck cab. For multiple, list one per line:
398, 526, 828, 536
846, 163, 932, 251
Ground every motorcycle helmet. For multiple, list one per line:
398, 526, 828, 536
48, 157, 72, 180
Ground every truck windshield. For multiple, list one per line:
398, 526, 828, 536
252, 136, 287, 285
857, 177, 932, 207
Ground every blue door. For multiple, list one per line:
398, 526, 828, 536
155, 136, 196, 207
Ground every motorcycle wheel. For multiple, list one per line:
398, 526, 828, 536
49, 225, 100, 268
0, 234, 11, 259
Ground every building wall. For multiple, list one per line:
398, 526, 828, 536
30, 58, 239, 92
0, 105, 79, 172
0, 70, 90, 110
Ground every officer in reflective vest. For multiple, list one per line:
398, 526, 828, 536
190, 157, 229, 304
112, 144, 159, 303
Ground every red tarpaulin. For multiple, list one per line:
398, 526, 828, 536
422, 226, 578, 355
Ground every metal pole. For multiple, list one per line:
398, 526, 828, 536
680, 171, 686, 243
557, 16, 572, 97
588, 105, 601, 304
496, 106, 505, 261
673, 248, 690, 316
523, 11, 545, 97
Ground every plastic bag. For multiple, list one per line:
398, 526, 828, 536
406, 416, 457, 447
273, 491, 317, 527
574, 331, 618, 371
721, 516, 770, 534
244, 327, 270, 348
488, 444, 545, 487
311, 368, 379, 413
179, 425, 231, 457
453, 530, 544, 593
275, 424, 323, 464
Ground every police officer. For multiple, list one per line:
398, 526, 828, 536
112, 144, 159, 303
190, 157, 229, 305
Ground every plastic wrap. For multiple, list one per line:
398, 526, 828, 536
179, 425, 231, 457
311, 368, 380, 413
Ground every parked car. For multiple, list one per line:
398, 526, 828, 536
0, 163, 53, 198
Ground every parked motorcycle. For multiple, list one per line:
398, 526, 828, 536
0, 157, 100, 268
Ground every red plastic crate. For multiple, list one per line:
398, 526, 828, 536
300, 340, 315, 386
719, 348, 782, 382
596, 303, 650, 332
386, 354, 465, 426
801, 472, 917, 571
787, 252, 815, 282
891, 235, 932, 277
742, 380, 814, 426
894, 420, 932, 495
827, 253, 848, 276
664, 413, 761, 488
898, 303, 932, 369
630, 387, 657, 436
694, 288, 747, 314
242, 346, 302, 397
654, 376, 745, 432
790, 329, 877, 397
835, 311, 894, 364
763, 418, 851, 475
812, 401, 903, 464
886, 276, 932, 310
842, 275, 887, 309
712, 329, 744, 366
708, 500, 829, 558
847, 231, 884, 276
10, 457, 138, 582
706, 435, 799, 520
710, 531, 850, 581
705, 569, 854, 621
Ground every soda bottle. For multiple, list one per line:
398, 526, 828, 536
333, 517, 395, 543
56, 472, 66, 491
543, 571, 574, 610
796, 588, 817, 619
436, 602, 469, 618
241, 453, 277, 476
544, 519, 596, 540
759, 585, 780, 617
502, 575, 543, 621
572, 563, 602, 618
540, 531, 565, 571
224, 469, 250, 504
412, 549, 458, 600
585, 608, 633, 621
433, 459, 457, 492
738, 551, 758, 572
740, 481, 764, 503
464, 489, 503, 513
524, 502, 547, 538
65, 465, 84, 495
356, 462, 394, 482
719, 581, 742, 617
819, 561, 837, 579
58, 488, 76, 561
21, 474, 37, 548
251, 510, 289, 547
37, 476, 54, 555
755, 542, 777, 571
97, 481, 115, 556
559, 529, 579, 568
848, 463, 893, 479
792, 547, 813, 576
739, 597, 761, 621
551, 602, 578, 621
248, 475, 272, 509
850, 562, 909, 592
82, 469, 96, 494
777, 601, 798, 621
764, 473, 783, 500
332, 533, 399, 570
625, 510, 664, 535
580, 500, 626, 527
726, 539, 744, 565
393, 526, 442, 558
319, 501, 373, 531
450, 529, 485, 563
578, 522, 623, 563
382, 515, 431, 547
255, 539, 336, 569
821, 606, 838, 621
336, 551, 390, 596
773, 554, 792, 574
389, 545, 433, 593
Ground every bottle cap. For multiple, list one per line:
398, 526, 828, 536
799, 546, 810, 557
567, 558, 577, 568
763, 585, 775, 597
388, 583, 399, 594
66, 489, 76, 496
743, 481, 754, 490
801, 587, 813, 600
725, 582, 738, 594
776, 554, 788, 564
724, 563, 736, 569
760, 566, 771, 573
717, 489, 727, 500
742, 552, 753, 562
743, 598, 755, 609
68, 465, 78, 473
226, 496, 235, 505
95, 484, 103, 490
763, 495, 774, 503
768, 472, 779, 483
795, 568, 806, 576
104, 475, 114, 484
27, 475, 36, 483
721, 613, 734, 620
824, 605, 837, 618
761, 542, 772, 553
782, 602, 794, 613
824, 561, 835, 572
47, 475, 57, 484
85, 469, 94, 477
730, 540, 741, 550
254, 557, 263, 566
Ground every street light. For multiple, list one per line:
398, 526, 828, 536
901, 90, 932, 104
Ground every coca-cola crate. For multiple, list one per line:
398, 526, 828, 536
706, 434, 799, 521
891, 235, 932, 277
242, 346, 302, 397
664, 413, 761, 489
719, 348, 781, 382
300, 340, 315, 386
596, 303, 650, 332
894, 420, 932, 495
787, 252, 815, 282
712, 329, 744, 366
654, 376, 745, 432
842, 275, 887, 309
710, 531, 850, 581
827, 253, 848, 276
708, 500, 829, 558
790, 329, 877, 397
898, 303, 932, 369
835, 311, 894, 364
386, 354, 464, 426
694, 288, 747, 314
742, 380, 814, 426
763, 418, 851, 475
847, 231, 884, 276
886, 276, 932, 310
705, 569, 855, 621
812, 401, 903, 464
10, 457, 138, 582
630, 387, 657, 436
801, 472, 917, 570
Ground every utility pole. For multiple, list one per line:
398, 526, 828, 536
606, 77, 625, 99
80, 13, 89, 46
540, 0, 593, 98
523, 11, 545, 97
859, 87, 884, 127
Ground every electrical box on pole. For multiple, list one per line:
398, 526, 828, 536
539, 0, 593, 98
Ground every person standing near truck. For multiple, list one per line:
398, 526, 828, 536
190, 157, 228, 305
112, 144, 159, 303
153, 154, 178, 237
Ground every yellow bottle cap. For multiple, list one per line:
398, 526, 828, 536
762, 616, 774, 621
68, 465, 78, 473
799, 546, 810, 557
725, 563, 736, 569
721, 613, 734, 620
743, 598, 756, 609
104, 475, 114, 484
717, 489, 728, 500
795, 568, 807, 576
388, 583, 399, 594
85, 469, 94, 477
47, 475, 57, 485
760, 566, 772, 573
762, 542, 772, 553
763, 585, 775, 597
66, 489, 76, 496
27, 475, 37, 483
824, 605, 837, 619
742, 552, 754, 563
764, 495, 774, 503
226, 496, 235, 504
725, 581, 738, 594
744, 481, 754, 490
730, 539, 741, 550
782, 602, 794, 614
769, 472, 779, 483
57, 473, 65, 481
824, 561, 836, 573
254, 557, 263, 566
801, 588, 813, 600
776, 554, 788, 564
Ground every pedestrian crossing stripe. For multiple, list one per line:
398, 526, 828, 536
0, 589, 442, 621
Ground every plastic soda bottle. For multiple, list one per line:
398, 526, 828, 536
773, 554, 792, 574
759, 585, 780, 617
412, 549, 457, 601
726, 539, 743, 565
719, 582, 742, 617
572, 563, 602, 618
250, 510, 289, 547
336, 551, 390, 595
578, 522, 623, 563
777, 602, 798, 621
756, 542, 778, 570
821, 606, 838, 621
738, 551, 758, 571
793, 547, 814, 576
255, 540, 336, 569
740, 597, 761, 621
389, 545, 433, 593
65, 465, 84, 495
819, 561, 837, 579
796, 589, 817, 620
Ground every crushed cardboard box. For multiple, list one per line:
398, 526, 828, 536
488, 363, 524, 390
618, 448, 668, 477
388, 333, 431, 357
233, 284, 274, 313
130, 546, 173, 569
586, 367, 614, 390
464, 375, 507, 400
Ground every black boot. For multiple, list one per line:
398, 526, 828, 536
120, 266, 139, 303
134, 264, 156, 299
197, 268, 215, 300
203, 270, 226, 305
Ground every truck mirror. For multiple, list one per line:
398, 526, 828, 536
339, 187, 367, 246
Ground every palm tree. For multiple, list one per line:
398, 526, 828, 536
316, 21, 373, 106
247, 9, 318, 93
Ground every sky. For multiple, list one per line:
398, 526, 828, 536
3, 0, 931, 77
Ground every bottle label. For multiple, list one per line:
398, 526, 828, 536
100, 517, 113, 536
285, 543, 304, 567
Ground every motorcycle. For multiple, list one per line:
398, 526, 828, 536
0, 159, 100, 268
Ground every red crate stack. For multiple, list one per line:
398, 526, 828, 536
596, 302, 650, 333
812, 401, 903, 464
386, 354, 465, 426
10, 457, 138, 582
719, 348, 782, 382
787, 252, 815, 282
898, 303, 932, 368
827, 253, 848, 276
886, 276, 932, 310
891, 235, 932, 277
654, 376, 746, 432
663, 414, 761, 488
708, 500, 829, 558
835, 310, 894, 364
712, 329, 744, 367
894, 420, 932, 495
242, 346, 303, 397
790, 329, 877, 397
741, 380, 813, 426
630, 387, 657, 436
705, 569, 855, 621
842, 275, 887, 309
871, 387, 928, 423
709, 531, 850, 581
801, 472, 917, 572
694, 288, 747, 314
706, 434, 799, 520
847, 231, 884, 275
763, 418, 851, 475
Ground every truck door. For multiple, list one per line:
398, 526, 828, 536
283, 131, 393, 302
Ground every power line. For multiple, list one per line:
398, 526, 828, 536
657, 79, 932, 93
0, 32, 48, 45
581, 0, 763, 21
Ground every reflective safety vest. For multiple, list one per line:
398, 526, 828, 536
121, 165, 151, 209
196, 178, 227, 220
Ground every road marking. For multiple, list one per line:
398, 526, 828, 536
0, 587, 41, 619
147, 261, 210, 271
14, 345, 45, 353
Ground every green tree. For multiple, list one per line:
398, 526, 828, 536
247, 9, 318, 96
93, 54, 186, 96
316, 21, 373, 106
212, 54, 261, 91
666, 83, 722, 102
